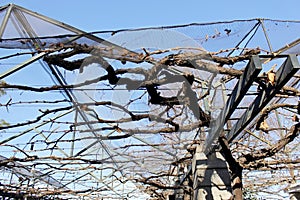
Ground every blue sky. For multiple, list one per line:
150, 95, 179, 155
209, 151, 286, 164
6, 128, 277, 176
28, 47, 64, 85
0, 1, 298, 199
0, 0, 299, 31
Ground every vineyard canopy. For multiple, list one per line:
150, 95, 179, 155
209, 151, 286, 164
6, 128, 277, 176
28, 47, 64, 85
0, 3, 300, 199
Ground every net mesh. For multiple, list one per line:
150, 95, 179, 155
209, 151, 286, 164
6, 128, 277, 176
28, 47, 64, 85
0, 4, 300, 200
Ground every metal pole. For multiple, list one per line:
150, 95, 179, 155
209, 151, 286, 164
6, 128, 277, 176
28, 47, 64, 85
259, 19, 274, 54
0, 4, 13, 38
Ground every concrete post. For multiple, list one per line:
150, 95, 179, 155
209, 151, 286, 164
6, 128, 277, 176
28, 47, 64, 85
192, 145, 232, 200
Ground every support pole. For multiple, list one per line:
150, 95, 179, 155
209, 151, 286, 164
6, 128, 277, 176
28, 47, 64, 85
192, 146, 232, 200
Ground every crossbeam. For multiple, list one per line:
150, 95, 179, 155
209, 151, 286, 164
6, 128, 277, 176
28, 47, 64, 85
227, 54, 300, 142
0, 155, 66, 189
178, 56, 262, 187
0, 52, 47, 80
204, 55, 262, 154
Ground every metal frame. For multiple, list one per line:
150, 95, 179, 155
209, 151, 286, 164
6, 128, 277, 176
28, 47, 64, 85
227, 54, 300, 142
0, 4, 300, 199
0, 4, 138, 197
204, 55, 262, 154
0, 4, 13, 38
0, 4, 183, 198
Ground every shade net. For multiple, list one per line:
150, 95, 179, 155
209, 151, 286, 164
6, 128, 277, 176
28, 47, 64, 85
0, 4, 300, 200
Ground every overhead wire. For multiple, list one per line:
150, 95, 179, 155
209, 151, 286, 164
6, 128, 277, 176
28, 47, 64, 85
0, 18, 298, 42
